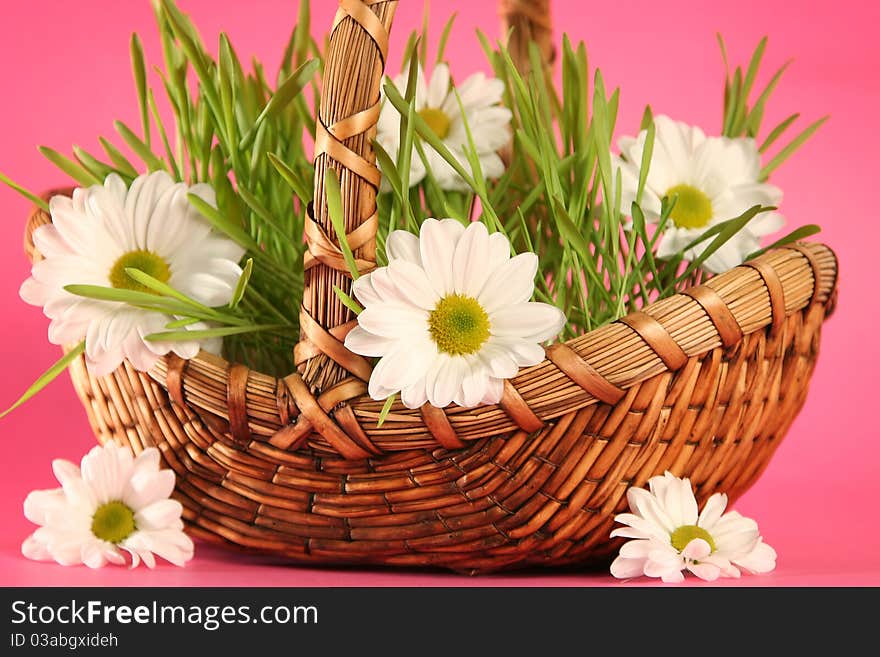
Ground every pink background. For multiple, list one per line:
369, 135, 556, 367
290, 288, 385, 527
1, 0, 878, 587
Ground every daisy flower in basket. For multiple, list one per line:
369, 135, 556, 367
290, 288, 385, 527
615, 115, 785, 273
19, 171, 245, 376
345, 219, 565, 409
377, 63, 512, 191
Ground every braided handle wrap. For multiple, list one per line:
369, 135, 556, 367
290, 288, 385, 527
298, 0, 398, 391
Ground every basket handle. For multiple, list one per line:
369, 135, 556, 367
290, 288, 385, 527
300, 0, 398, 389
499, 0, 555, 76
300, 0, 553, 390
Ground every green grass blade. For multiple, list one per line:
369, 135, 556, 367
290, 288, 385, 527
760, 116, 827, 180
0, 171, 49, 211
98, 137, 139, 178
1, 341, 85, 418
333, 285, 363, 315
241, 59, 318, 149
130, 33, 151, 148
325, 169, 360, 280
377, 393, 397, 428
745, 224, 821, 260
229, 257, 253, 308
39, 146, 101, 186
758, 113, 799, 153
145, 324, 288, 342
187, 192, 260, 251
114, 120, 165, 171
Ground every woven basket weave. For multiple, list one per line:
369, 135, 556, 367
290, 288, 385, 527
23, 0, 838, 573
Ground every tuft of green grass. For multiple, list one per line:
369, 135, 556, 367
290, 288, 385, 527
1, 6, 824, 415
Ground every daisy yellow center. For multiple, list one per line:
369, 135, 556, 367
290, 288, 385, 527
109, 249, 171, 295
91, 501, 136, 544
428, 294, 490, 356
418, 108, 451, 140
670, 524, 716, 553
666, 184, 713, 229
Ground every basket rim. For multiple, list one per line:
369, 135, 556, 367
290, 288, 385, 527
25, 198, 838, 456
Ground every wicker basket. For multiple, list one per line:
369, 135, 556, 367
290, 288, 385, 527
23, 0, 838, 573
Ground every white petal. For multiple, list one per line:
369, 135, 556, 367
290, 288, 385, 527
81, 540, 112, 569
681, 537, 712, 560
644, 548, 685, 580
476, 342, 519, 379
746, 209, 785, 237
626, 487, 676, 535
711, 511, 760, 556
702, 554, 741, 578
177, 272, 236, 307
477, 152, 505, 181
698, 237, 753, 274
478, 252, 538, 313
619, 539, 654, 559
662, 475, 699, 527
400, 378, 429, 409
486, 336, 546, 367
344, 326, 396, 357
84, 343, 125, 377
426, 63, 451, 109
613, 512, 670, 543
22, 534, 53, 561
425, 353, 467, 408
357, 304, 429, 339
31, 223, 74, 258
487, 232, 511, 268
387, 260, 440, 309
452, 222, 491, 297
23, 488, 65, 525
123, 467, 175, 512
80, 442, 134, 505
455, 356, 491, 408
125, 171, 175, 249
351, 274, 384, 306
49, 193, 100, 256
52, 458, 82, 487
687, 561, 721, 581
655, 228, 690, 260
733, 539, 777, 574
122, 328, 163, 372
386, 230, 422, 265
419, 218, 465, 295
697, 492, 728, 531
610, 555, 647, 579
479, 377, 504, 404
489, 302, 565, 343
135, 499, 184, 531
123, 528, 194, 567
371, 341, 435, 391
52, 459, 96, 512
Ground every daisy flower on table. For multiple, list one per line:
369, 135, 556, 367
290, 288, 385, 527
610, 471, 777, 582
344, 219, 565, 409
376, 63, 512, 191
20, 171, 246, 376
22, 442, 193, 568
614, 115, 784, 273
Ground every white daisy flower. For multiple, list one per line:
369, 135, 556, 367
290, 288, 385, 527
22, 442, 194, 569
377, 63, 512, 191
610, 471, 777, 583
344, 219, 565, 409
615, 115, 784, 273
20, 171, 246, 376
